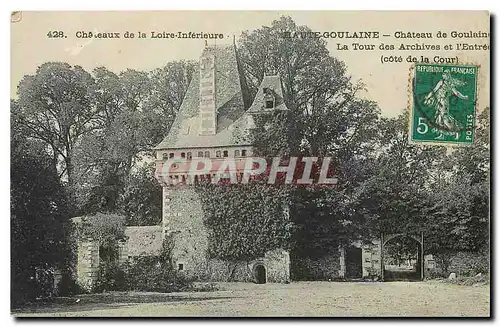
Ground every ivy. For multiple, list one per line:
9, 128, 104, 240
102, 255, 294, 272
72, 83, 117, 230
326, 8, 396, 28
196, 182, 292, 263
195, 109, 296, 264
73, 213, 126, 263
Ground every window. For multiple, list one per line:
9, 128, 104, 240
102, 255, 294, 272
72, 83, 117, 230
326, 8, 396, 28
223, 150, 228, 157
198, 151, 204, 158
178, 263, 184, 271
241, 149, 247, 157
205, 151, 210, 158
263, 87, 275, 109
181, 152, 186, 158
234, 150, 240, 157
162, 153, 169, 160
216, 150, 221, 158
187, 152, 192, 160
169, 153, 174, 159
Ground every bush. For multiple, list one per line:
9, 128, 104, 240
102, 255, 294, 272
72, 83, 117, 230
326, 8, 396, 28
442, 273, 489, 286
429, 251, 489, 279
90, 239, 194, 293
93, 262, 127, 293
125, 256, 192, 293
57, 271, 88, 296
447, 252, 489, 277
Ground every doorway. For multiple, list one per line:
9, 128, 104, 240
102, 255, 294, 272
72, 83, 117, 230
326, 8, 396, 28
254, 264, 266, 284
345, 247, 363, 279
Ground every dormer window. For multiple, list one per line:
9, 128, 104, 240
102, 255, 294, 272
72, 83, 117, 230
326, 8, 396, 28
263, 87, 275, 109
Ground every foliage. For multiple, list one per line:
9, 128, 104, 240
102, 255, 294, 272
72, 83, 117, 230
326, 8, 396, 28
433, 251, 489, 277
424, 108, 490, 254
197, 182, 292, 263
384, 237, 419, 266
11, 106, 70, 304
93, 262, 127, 293
11, 16, 490, 289
125, 240, 192, 293
89, 239, 193, 293
239, 17, 383, 268
13, 61, 194, 222
440, 273, 489, 286
118, 162, 162, 226
76, 213, 126, 248
15, 63, 96, 198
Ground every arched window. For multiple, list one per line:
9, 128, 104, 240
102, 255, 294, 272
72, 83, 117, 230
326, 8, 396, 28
181, 152, 186, 158
162, 153, 169, 160
187, 152, 192, 160
198, 151, 204, 158
169, 153, 174, 159
216, 150, 221, 158
223, 150, 228, 157
205, 151, 210, 158
234, 150, 240, 157
241, 149, 247, 157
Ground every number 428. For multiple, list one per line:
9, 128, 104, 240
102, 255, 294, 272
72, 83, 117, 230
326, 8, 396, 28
47, 31, 66, 38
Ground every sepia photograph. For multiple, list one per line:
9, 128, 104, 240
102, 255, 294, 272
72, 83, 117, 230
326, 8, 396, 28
10, 10, 490, 317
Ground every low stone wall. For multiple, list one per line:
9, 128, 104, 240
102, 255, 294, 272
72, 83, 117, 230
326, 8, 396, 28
181, 250, 290, 283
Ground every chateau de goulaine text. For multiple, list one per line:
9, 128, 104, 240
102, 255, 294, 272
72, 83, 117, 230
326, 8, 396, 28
59, 28, 490, 65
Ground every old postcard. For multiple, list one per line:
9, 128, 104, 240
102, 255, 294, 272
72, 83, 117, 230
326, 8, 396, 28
10, 11, 490, 317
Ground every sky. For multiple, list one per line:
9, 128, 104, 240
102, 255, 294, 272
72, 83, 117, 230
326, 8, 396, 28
11, 11, 490, 117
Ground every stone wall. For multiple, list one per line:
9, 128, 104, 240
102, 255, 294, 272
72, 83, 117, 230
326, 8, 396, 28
76, 239, 99, 291
361, 240, 382, 277
163, 186, 210, 279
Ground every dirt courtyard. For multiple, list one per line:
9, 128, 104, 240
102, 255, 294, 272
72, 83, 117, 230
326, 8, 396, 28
14, 281, 490, 317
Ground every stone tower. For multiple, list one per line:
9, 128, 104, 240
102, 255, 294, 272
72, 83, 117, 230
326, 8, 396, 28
154, 43, 290, 282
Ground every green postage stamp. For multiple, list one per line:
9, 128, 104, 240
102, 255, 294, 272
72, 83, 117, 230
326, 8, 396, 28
410, 63, 479, 145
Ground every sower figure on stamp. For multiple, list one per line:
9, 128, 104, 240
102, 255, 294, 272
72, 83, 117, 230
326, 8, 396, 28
423, 69, 469, 140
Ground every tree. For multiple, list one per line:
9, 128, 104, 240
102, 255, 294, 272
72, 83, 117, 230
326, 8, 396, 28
15, 62, 97, 198
238, 16, 374, 157
424, 108, 490, 255
73, 63, 194, 217
349, 111, 447, 240
239, 17, 382, 267
11, 103, 70, 304
118, 162, 162, 226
